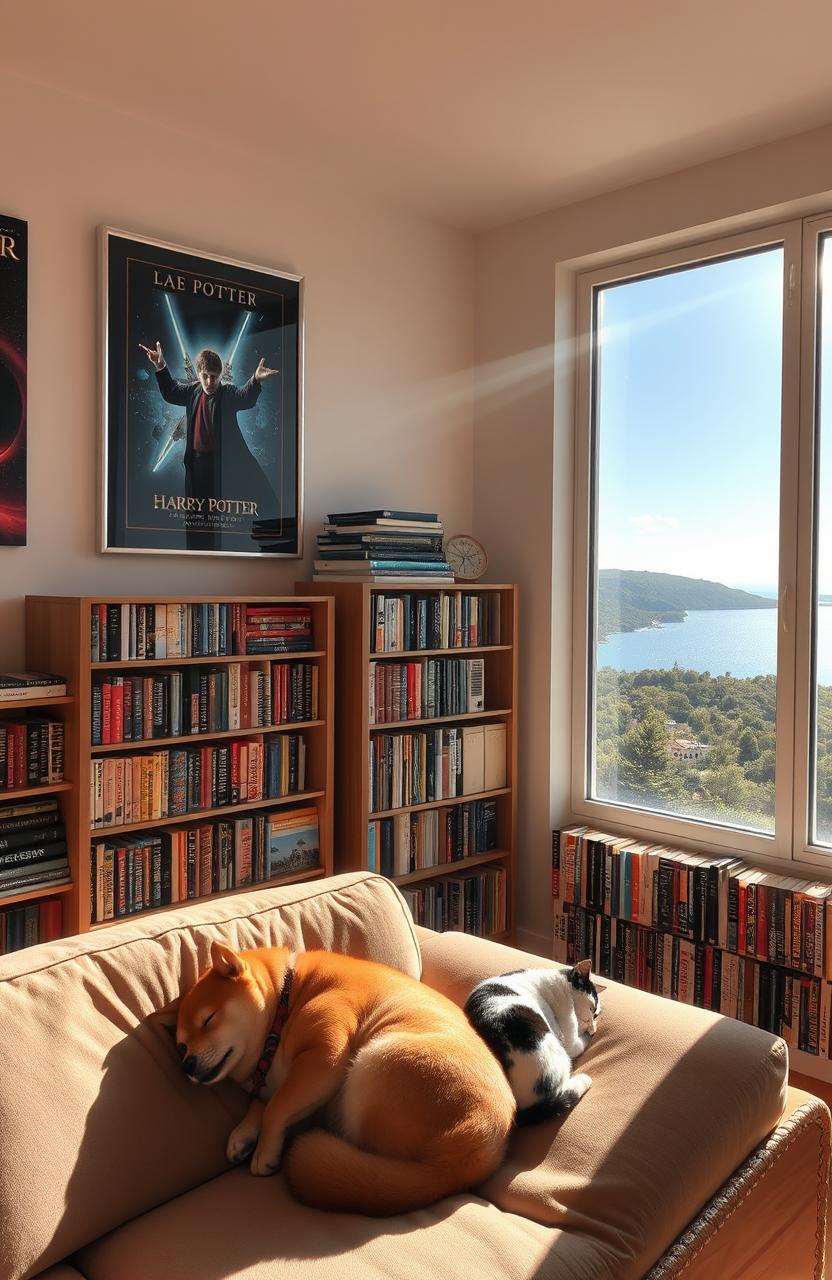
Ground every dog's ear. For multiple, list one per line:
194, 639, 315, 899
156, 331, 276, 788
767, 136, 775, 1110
573, 958, 592, 979
147, 995, 180, 1034
211, 940, 248, 980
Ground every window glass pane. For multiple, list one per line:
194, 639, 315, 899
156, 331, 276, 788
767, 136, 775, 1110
811, 234, 832, 846
590, 247, 783, 833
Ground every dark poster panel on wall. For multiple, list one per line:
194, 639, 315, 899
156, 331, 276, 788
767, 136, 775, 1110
0, 215, 27, 546
100, 227, 303, 558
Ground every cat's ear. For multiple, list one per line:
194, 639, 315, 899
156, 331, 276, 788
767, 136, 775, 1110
574, 958, 592, 979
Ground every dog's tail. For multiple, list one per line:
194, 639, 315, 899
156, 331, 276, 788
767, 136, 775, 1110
284, 1128, 490, 1216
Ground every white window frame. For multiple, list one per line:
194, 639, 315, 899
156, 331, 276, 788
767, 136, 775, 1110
794, 213, 832, 868
571, 220, 804, 865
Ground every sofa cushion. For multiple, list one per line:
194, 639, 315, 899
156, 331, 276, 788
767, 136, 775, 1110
30, 1270, 87, 1280
420, 930, 789, 1280
75, 1165, 556, 1280
0, 872, 419, 1280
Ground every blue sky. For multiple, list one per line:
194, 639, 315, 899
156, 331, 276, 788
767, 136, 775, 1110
595, 246, 786, 594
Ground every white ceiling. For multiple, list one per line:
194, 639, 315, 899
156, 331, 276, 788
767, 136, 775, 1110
4, 0, 832, 230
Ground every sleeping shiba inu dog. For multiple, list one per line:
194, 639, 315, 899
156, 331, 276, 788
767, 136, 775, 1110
156, 941, 515, 1216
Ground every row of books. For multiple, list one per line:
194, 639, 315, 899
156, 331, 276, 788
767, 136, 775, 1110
369, 723, 506, 813
90, 735, 308, 830
368, 657, 484, 724
91, 602, 314, 661
370, 591, 500, 653
555, 901, 827, 1057
314, 510, 453, 584
554, 826, 831, 979
0, 798, 68, 899
0, 719, 64, 791
90, 806, 320, 923
91, 662, 319, 745
400, 865, 507, 936
368, 798, 499, 877
0, 898, 62, 953
0, 672, 66, 703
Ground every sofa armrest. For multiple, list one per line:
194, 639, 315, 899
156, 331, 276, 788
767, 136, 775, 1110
645, 1087, 829, 1279
418, 927, 556, 1006
418, 926, 824, 1277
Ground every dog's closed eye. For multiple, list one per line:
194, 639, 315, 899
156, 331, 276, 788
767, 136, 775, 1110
203, 1012, 216, 1029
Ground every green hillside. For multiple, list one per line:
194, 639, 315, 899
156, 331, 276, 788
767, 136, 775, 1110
597, 570, 776, 641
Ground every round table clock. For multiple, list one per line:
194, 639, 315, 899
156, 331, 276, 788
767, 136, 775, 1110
445, 534, 488, 582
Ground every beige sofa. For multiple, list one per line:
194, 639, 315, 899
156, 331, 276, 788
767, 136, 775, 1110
0, 871, 827, 1280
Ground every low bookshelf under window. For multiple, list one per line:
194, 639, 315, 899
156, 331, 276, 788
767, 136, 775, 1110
298, 580, 518, 941
553, 824, 832, 1082
24, 595, 334, 936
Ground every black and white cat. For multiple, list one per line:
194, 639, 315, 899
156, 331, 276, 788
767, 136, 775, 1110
464, 960, 602, 1127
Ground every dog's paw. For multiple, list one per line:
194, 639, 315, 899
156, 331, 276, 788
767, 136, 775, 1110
572, 1072, 592, 1097
227, 1127, 257, 1165
250, 1141, 283, 1176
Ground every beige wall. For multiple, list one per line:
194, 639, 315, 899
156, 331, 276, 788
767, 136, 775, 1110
0, 72, 475, 664
474, 123, 832, 950
11, 67, 832, 952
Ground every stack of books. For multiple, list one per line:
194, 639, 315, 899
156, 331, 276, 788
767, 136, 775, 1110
0, 673, 66, 703
0, 798, 69, 900
313, 510, 454, 584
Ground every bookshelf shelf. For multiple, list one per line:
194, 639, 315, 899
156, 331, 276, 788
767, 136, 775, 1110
371, 787, 512, 820
370, 709, 512, 732
93, 720, 326, 753
369, 645, 512, 660
91, 652, 326, 670
0, 882, 72, 910
392, 848, 511, 887
25, 595, 335, 936
91, 790, 327, 838
298, 580, 518, 940
0, 696, 75, 711
0, 782, 72, 801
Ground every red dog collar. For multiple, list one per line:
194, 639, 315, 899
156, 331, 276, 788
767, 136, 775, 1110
250, 966, 294, 1097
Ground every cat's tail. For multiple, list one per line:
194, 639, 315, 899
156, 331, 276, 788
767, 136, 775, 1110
516, 1072, 592, 1127
284, 1128, 497, 1216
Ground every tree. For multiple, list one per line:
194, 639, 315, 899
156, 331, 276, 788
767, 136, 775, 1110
746, 749, 776, 785
737, 728, 760, 764
618, 709, 678, 804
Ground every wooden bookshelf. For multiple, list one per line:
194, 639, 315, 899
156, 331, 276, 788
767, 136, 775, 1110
552, 826, 832, 1085
297, 581, 518, 940
0, 682, 74, 948
24, 595, 334, 936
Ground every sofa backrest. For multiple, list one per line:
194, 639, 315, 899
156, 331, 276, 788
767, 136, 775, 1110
0, 872, 420, 1280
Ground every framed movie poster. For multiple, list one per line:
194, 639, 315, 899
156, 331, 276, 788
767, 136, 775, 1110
0, 214, 27, 546
100, 227, 303, 557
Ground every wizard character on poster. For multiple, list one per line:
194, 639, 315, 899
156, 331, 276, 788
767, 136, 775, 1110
101, 228, 302, 556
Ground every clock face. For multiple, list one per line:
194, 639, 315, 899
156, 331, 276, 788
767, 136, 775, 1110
445, 535, 488, 582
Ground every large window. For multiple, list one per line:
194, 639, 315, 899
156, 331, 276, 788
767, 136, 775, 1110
572, 220, 829, 864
